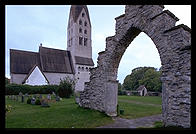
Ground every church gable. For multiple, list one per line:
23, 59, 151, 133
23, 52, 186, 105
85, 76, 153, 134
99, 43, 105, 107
23, 65, 49, 85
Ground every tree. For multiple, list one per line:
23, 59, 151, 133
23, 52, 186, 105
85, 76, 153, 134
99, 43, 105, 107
57, 77, 75, 98
122, 66, 162, 92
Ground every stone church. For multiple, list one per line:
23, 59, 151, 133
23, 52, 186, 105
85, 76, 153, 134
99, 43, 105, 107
10, 5, 94, 91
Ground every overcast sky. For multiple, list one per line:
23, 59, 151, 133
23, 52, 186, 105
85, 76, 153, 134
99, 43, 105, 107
5, 5, 191, 83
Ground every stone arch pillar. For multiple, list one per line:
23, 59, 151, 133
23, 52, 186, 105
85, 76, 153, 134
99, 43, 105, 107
79, 5, 191, 128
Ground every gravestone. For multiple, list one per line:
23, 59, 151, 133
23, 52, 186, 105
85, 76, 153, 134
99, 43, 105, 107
31, 97, 36, 105
56, 96, 60, 101
21, 95, 24, 103
25, 93, 28, 97
13, 95, 16, 100
47, 94, 51, 100
39, 94, 42, 99
19, 92, 23, 96
16, 95, 18, 101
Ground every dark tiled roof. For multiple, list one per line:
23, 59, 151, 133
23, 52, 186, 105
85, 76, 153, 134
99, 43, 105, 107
75, 56, 94, 66
10, 46, 75, 74
39, 46, 74, 74
10, 49, 41, 74
70, 5, 91, 26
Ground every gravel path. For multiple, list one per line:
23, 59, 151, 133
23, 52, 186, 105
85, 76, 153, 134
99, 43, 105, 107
97, 114, 162, 128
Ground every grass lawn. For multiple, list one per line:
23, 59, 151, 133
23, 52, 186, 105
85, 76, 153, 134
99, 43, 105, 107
5, 95, 162, 128
5, 96, 113, 128
118, 96, 162, 119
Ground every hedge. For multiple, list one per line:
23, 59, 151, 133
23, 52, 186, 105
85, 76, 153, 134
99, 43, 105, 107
5, 84, 59, 95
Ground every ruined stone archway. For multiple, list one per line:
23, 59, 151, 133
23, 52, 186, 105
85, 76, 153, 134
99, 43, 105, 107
79, 5, 191, 128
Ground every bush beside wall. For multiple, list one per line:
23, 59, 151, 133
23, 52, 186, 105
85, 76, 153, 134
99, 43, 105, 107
5, 84, 59, 95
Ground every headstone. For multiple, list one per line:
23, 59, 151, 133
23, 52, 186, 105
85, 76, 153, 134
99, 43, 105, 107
11, 95, 14, 100
19, 92, 23, 96
39, 94, 42, 99
47, 94, 51, 100
21, 95, 24, 103
25, 93, 28, 97
56, 96, 60, 101
31, 97, 36, 105
16, 95, 18, 101
52, 92, 56, 97
13, 95, 16, 100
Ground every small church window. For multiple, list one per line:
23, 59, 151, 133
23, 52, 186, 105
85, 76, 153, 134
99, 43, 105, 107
86, 67, 88, 71
82, 13, 85, 17
84, 21, 87, 26
79, 19, 82, 25
79, 37, 83, 45
84, 38, 88, 46
84, 29, 87, 34
79, 28, 82, 33
82, 67, 84, 70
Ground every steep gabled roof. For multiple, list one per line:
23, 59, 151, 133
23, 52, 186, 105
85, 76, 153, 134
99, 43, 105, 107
10, 46, 75, 74
10, 49, 41, 74
136, 85, 146, 91
39, 46, 74, 74
69, 5, 91, 26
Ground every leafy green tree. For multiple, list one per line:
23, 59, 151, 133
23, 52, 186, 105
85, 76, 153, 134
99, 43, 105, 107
122, 66, 162, 92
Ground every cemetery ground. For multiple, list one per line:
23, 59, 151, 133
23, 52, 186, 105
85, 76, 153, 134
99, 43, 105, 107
5, 95, 162, 128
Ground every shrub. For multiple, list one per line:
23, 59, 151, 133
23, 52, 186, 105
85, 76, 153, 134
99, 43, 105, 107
35, 99, 41, 105
6, 104, 12, 114
57, 77, 75, 98
5, 84, 59, 95
27, 98, 31, 104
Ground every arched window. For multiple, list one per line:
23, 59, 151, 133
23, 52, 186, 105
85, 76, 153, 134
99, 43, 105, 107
84, 38, 88, 46
79, 37, 83, 45
84, 29, 87, 34
79, 28, 82, 33
84, 21, 87, 26
82, 13, 85, 17
79, 19, 82, 25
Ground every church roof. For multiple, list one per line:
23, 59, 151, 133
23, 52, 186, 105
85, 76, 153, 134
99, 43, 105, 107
10, 49, 41, 74
136, 85, 147, 91
69, 5, 91, 25
39, 46, 74, 74
75, 56, 94, 66
10, 46, 75, 74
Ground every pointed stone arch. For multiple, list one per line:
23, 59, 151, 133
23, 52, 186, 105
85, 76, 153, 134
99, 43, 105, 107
79, 5, 191, 128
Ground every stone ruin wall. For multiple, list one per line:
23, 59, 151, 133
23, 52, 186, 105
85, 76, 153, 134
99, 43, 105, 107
79, 5, 191, 128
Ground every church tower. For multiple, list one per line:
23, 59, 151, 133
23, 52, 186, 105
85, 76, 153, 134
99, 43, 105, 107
67, 5, 94, 91
67, 5, 92, 59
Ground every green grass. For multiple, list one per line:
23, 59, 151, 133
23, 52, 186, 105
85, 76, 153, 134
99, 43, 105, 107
118, 96, 162, 105
5, 95, 162, 128
5, 96, 113, 128
118, 96, 162, 119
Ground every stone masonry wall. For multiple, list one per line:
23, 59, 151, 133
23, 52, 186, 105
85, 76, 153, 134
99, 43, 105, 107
79, 5, 191, 128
